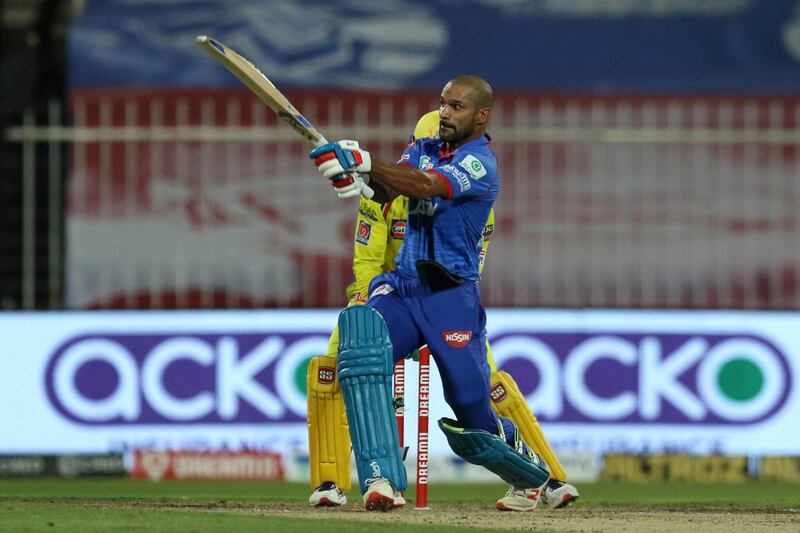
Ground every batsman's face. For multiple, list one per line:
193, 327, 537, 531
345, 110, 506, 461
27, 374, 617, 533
438, 83, 487, 144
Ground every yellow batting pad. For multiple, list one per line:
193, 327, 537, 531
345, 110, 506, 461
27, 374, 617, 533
307, 355, 351, 490
489, 370, 567, 481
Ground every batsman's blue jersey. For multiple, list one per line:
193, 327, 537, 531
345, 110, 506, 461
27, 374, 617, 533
395, 135, 499, 281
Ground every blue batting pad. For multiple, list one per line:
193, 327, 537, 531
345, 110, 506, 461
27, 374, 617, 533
337, 306, 407, 494
438, 417, 550, 489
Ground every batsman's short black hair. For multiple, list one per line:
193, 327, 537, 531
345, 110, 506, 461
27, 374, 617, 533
449, 75, 494, 109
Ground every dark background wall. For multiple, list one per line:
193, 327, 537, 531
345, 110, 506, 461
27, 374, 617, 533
0, 0, 76, 309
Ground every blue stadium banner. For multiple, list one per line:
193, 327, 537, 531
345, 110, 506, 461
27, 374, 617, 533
69, 0, 800, 93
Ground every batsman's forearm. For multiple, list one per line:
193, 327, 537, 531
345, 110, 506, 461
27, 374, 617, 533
370, 157, 445, 199
367, 179, 398, 204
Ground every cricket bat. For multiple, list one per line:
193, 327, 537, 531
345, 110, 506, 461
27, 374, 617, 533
196, 35, 373, 198
196, 35, 325, 145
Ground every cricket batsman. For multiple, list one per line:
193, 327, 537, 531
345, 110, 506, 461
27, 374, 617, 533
306, 109, 579, 511
306, 75, 568, 512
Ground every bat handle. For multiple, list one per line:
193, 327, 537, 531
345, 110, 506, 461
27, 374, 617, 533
359, 180, 376, 200
313, 137, 375, 199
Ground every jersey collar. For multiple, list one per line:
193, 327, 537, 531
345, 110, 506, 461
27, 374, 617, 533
438, 134, 491, 159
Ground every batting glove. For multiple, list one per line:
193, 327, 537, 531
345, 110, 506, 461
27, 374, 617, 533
329, 172, 374, 199
309, 140, 372, 179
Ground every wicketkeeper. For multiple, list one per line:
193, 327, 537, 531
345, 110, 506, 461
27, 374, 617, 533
307, 76, 575, 512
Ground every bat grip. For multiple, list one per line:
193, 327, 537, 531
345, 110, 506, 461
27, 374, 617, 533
359, 180, 376, 200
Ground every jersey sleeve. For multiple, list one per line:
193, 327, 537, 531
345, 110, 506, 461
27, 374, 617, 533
346, 197, 390, 304
430, 152, 496, 199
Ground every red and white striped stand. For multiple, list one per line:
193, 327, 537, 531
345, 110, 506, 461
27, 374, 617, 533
393, 348, 432, 510
415, 346, 431, 510
393, 359, 405, 446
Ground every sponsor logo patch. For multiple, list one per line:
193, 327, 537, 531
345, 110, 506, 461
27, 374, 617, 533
391, 219, 406, 239
483, 223, 494, 240
399, 153, 411, 162
459, 154, 487, 179
318, 366, 335, 385
490, 382, 507, 403
356, 220, 371, 245
349, 292, 367, 304
370, 461, 381, 478
442, 165, 471, 192
408, 198, 438, 217
358, 207, 378, 222
370, 283, 394, 298
277, 111, 314, 142
443, 330, 472, 348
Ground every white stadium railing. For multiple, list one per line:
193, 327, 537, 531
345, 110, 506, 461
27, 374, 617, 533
6, 94, 800, 310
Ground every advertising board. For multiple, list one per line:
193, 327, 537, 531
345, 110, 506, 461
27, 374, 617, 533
1, 309, 797, 457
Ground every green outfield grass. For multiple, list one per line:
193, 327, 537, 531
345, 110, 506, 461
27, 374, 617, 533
1, 479, 798, 532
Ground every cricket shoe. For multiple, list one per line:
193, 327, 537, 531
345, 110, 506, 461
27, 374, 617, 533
541, 479, 580, 509
362, 478, 406, 512
495, 485, 543, 512
308, 481, 347, 507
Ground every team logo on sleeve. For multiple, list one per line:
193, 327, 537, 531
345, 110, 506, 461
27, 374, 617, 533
356, 221, 372, 245
482, 224, 494, 240
370, 283, 394, 298
443, 330, 472, 348
419, 155, 433, 171
459, 155, 487, 179
390, 219, 406, 239
318, 366, 336, 385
